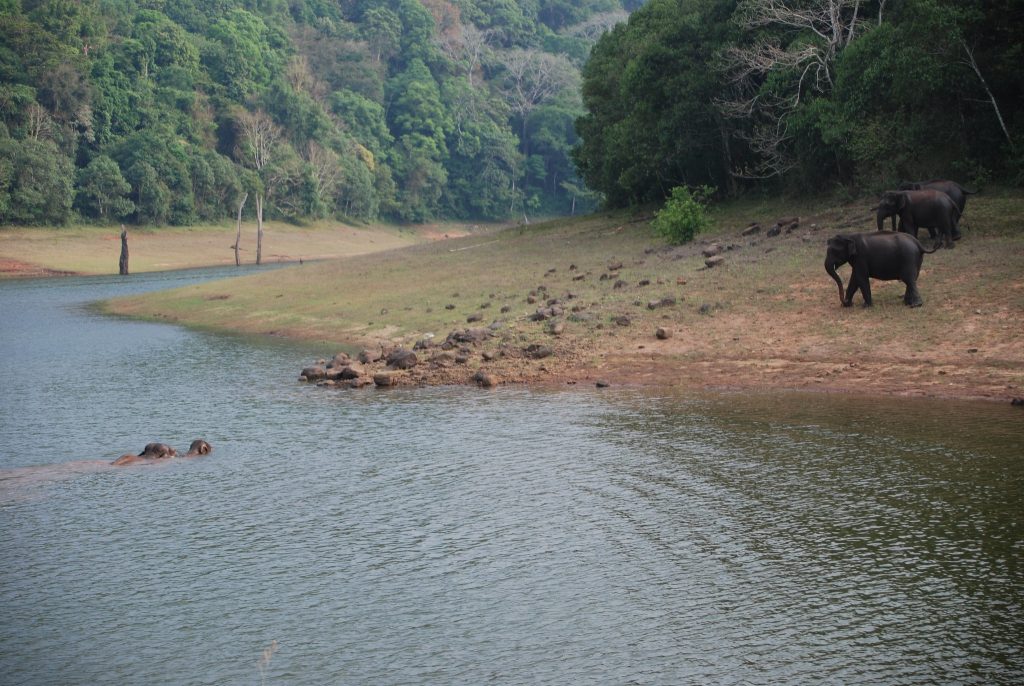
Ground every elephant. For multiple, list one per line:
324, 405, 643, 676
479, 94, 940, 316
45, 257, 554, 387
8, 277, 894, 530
825, 231, 937, 308
111, 440, 211, 466
875, 189, 961, 248
898, 179, 976, 217
184, 439, 212, 457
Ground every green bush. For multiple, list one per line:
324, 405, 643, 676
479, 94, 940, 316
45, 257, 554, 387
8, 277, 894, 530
652, 185, 714, 244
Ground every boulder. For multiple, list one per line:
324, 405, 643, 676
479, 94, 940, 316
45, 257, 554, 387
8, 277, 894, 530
358, 348, 383, 364
386, 348, 419, 369
300, 366, 326, 381
647, 296, 677, 310
704, 255, 726, 268
702, 243, 724, 258
373, 372, 396, 387
741, 223, 761, 236
339, 364, 365, 380
525, 344, 554, 359
472, 371, 499, 388
656, 327, 672, 340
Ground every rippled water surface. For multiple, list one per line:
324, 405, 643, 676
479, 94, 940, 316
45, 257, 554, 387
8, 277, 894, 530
1, 270, 1022, 685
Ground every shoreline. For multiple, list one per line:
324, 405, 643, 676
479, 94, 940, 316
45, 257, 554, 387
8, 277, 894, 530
8, 198, 1024, 406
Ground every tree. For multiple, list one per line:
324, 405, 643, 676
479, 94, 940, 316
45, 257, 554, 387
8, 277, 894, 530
717, 0, 868, 179
0, 136, 73, 224
574, 0, 737, 206
74, 154, 134, 221
234, 108, 281, 264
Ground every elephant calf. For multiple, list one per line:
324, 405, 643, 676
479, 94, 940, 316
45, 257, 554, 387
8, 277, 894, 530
825, 232, 937, 308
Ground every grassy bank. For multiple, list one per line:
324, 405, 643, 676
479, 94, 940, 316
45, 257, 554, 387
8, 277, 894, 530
0, 219, 473, 277
98, 190, 1024, 402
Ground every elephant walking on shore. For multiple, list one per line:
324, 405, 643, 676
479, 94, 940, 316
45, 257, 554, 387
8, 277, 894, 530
875, 190, 961, 248
825, 232, 937, 308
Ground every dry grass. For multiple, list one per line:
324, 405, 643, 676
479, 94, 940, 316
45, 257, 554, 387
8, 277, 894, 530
0, 218, 479, 276
70, 190, 1024, 400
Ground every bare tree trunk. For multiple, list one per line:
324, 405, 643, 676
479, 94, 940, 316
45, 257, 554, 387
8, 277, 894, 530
961, 39, 1014, 148
118, 225, 129, 275
255, 194, 264, 266
235, 192, 247, 267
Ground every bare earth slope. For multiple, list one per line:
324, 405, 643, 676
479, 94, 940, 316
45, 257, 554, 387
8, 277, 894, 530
100, 193, 1024, 403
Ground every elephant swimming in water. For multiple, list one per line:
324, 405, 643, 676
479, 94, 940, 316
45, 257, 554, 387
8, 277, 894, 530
111, 440, 211, 466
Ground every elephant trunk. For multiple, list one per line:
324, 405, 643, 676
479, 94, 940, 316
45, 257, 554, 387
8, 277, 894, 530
875, 208, 887, 232
825, 259, 845, 306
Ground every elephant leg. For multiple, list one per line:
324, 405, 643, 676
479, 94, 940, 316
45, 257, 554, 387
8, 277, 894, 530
844, 276, 859, 306
902, 279, 923, 307
860, 277, 873, 307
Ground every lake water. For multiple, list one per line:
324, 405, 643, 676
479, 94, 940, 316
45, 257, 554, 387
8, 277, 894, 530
1, 269, 1022, 685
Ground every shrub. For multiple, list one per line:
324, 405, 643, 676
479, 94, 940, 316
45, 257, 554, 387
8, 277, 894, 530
652, 185, 714, 244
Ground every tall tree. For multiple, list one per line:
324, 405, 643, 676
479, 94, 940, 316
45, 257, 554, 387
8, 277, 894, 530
234, 108, 281, 265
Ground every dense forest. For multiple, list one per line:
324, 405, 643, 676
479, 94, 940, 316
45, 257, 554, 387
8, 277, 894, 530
0, 0, 631, 226
1, 1, 1021, 227
575, 0, 1024, 206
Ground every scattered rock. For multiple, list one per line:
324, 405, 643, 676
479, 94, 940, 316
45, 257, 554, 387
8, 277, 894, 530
656, 327, 672, 340
525, 344, 554, 359
373, 372, 396, 387
472, 371, 499, 388
608, 261, 623, 271
612, 315, 631, 326
467, 312, 484, 323
741, 223, 761, 236
386, 348, 419, 369
613, 279, 627, 289
549, 321, 565, 336
300, 366, 326, 381
448, 328, 491, 344
359, 348, 383, 364
339, 364, 364, 380
1011, 397, 1024, 406
767, 225, 781, 237
445, 303, 456, 310
647, 296, 677, 310
705, 255, 726, 268
702, 243, 723, 258
638, 279, 651, 287
595, 379, 610, 388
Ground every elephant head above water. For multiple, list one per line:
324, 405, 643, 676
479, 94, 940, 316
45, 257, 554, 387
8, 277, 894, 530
111, 440, 212, 466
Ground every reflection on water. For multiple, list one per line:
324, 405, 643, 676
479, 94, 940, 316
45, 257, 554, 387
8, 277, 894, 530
0, 272, 1021, 685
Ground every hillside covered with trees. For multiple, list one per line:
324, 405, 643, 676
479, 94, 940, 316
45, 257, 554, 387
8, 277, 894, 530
574, 0, 1024, 206
1, 0, 631, 226
2, 1, 1021, 228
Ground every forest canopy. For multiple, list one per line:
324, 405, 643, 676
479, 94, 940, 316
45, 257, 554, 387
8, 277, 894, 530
2, 0, 1020, 226
0, 0, 624, 225
573, 0, 1024, 207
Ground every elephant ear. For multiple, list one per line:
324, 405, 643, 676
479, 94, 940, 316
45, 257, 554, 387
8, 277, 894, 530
897, 193, 909, 210
844, 236, 857, 256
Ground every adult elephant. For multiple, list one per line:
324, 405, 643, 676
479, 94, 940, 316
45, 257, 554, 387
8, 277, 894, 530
825, 232, 937, 308
875, 190, 960, 248
898, 179, 976, 216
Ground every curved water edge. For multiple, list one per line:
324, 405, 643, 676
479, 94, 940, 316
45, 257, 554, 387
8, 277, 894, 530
1, 270, 1022, 685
